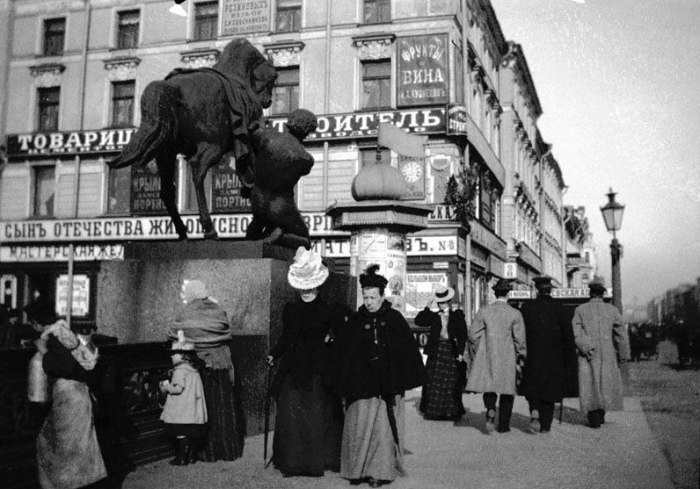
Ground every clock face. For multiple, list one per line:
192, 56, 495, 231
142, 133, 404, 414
401, 161, 422, 183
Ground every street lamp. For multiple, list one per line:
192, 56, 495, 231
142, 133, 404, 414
600, 188, 625, 312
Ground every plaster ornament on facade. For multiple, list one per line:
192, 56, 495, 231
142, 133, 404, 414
264, 41, 304, 67
353, 34, 396, 61
30, 63, 65, 87
180, 49, 220, 69
103, 57, 141, 81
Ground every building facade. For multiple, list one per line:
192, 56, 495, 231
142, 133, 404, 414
0, 0, 567, 332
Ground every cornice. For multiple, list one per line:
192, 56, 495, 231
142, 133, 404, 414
263, 40, 305, 67
352, 32, 395, 60
103, 56, 141, 81
29, 62, 65, 87
180, 48, 220, 69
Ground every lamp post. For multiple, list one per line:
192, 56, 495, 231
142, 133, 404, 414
600, 188, 625, 312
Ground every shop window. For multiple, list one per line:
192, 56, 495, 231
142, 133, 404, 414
38, 87, 60, 132
43, 18, 65, 56
116, 10, 140, 50
33, 166, 55, 217
194, 1, 218, 41
111, 81, 135, 127
270, 67, 299, 115
361, 60, 391, 109
364, 0, 390, 24
107, 167, 131, 214
276, 0, 301, 33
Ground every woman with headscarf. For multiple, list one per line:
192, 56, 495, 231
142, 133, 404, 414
414, 284, 467, 420
167, 279, 244, 462
330, 265, 425, 488
30, 302, 107, 489
265, 247, 346, 476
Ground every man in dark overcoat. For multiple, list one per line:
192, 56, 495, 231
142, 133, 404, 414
519, 276, 577, 433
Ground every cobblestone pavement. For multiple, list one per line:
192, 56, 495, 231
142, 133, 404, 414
626, 340, 700, 489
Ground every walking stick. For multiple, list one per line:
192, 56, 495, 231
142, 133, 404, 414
559, 401, 563, 424
263, 365, 273, 468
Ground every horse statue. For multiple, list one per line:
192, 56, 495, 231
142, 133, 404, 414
108, 38, 277, 240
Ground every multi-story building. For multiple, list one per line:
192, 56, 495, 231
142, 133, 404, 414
563, 205, 596, 288
0, 0, 567, 331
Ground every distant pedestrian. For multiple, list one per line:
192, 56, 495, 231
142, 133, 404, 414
159, 332, 208, 466
330, 265, 425, 487
33, 304, 107, 488
519, 276, 577, 433
414, 284, 467, 420
465, 279, 526, 434
572, 277, 629, 428
266, 247, 345, 476
168, 279, 244, 461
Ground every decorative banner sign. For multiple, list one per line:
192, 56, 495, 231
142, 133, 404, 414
56, 274, 90, 317
397, 34, 449, 107
211, 157, 250, 212
268, 107, 447, 141
446, 103, 468, 136
398, 156, 426, 200
130, 163, 167, 215
1, 244, 124, 262
0, 212, 346, 243
405, 235, 457, 256
221, 0, 270, 36
5, 128, 136, 157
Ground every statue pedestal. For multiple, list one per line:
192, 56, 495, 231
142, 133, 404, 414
96, 240, 351, 436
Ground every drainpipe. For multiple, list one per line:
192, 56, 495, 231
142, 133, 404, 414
461, 0, 472, 326
66, 0, 92, 329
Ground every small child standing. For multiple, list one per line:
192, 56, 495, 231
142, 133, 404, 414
160, 331, 207, 465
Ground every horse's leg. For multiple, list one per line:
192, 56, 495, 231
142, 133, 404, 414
190, 146, 222, 240
157, 153, 188, 240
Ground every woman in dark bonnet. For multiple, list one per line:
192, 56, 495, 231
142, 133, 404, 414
167, 279, 244, 462
330, 264, 424, 488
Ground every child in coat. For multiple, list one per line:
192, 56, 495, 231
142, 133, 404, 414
160, 331, 208, 465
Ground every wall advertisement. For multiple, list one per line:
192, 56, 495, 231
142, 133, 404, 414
397, 34, 449, 107
56, 274, 90, 317
221, 0, 270, 36
404, 272, 448, 318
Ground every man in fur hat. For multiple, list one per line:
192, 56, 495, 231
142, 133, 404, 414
572, 277, 630, 428
465, 279, 526, 434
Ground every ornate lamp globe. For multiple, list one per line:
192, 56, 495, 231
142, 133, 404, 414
351, 150, 406, 201
600, 188, 625, 233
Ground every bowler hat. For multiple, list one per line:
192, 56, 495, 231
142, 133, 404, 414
532, 276, 553, 287
492, 279, 513, 294
432, 285, 455, 303
588, 277, 606, 293
24, 299, 58, 326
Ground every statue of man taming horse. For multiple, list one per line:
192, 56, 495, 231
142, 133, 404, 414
109, 38, 315, 249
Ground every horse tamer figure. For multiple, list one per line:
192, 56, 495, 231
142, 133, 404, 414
108, 38, 277, 240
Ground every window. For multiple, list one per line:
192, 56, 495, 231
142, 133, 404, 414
43, 18, 65, 56
37, 87, 60, 132
194, 1, 218, 41
270, 67, 299, 115
111, 81, 135, 127
364, 0, 390, 24
360, 147, 389, 167
33, 166, 55, 217
116, 10, 140, 50
276, 0, 301, 33
361, 60, 390, 109
107, 167, 131, 214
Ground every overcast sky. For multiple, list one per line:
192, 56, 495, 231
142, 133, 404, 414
490, 0, 700, 310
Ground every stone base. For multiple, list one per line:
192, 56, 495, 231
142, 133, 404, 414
96, 240, 352, 437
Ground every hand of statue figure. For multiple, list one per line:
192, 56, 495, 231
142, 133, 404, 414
457, 354, 464, 362
266, 355, 274, 367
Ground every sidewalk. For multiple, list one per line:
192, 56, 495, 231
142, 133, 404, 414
123, 391, 675, 489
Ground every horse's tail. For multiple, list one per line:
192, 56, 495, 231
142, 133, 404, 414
107, 81, 178, 169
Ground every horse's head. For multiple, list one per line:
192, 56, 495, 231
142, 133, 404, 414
214, 38, 277, 109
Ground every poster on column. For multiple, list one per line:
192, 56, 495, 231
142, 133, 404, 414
404, 272, 448, 318
385, 234, 407, 312
55, 274, 90, 317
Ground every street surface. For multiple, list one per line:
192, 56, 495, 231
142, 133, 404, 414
122, 341, 698, 489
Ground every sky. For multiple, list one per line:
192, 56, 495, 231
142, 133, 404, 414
489, 0, 700, 310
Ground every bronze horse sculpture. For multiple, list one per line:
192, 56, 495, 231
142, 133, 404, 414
108, 38, 277, 240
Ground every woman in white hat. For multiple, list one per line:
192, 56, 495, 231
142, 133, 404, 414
265, 247, 346, 477
414, 285, 468, 420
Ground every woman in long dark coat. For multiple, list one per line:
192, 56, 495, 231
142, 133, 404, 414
266, 247, 345, 476
168, 280, 244, 462
415, 285, 467, 420
330, 265, 425, 488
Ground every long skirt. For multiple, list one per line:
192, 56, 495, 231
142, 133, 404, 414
37, 379, 107, 489
341, 395, 405, 482
200, 368, 245, 461
272, 373, 343, 476
420, 340, 466, 420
